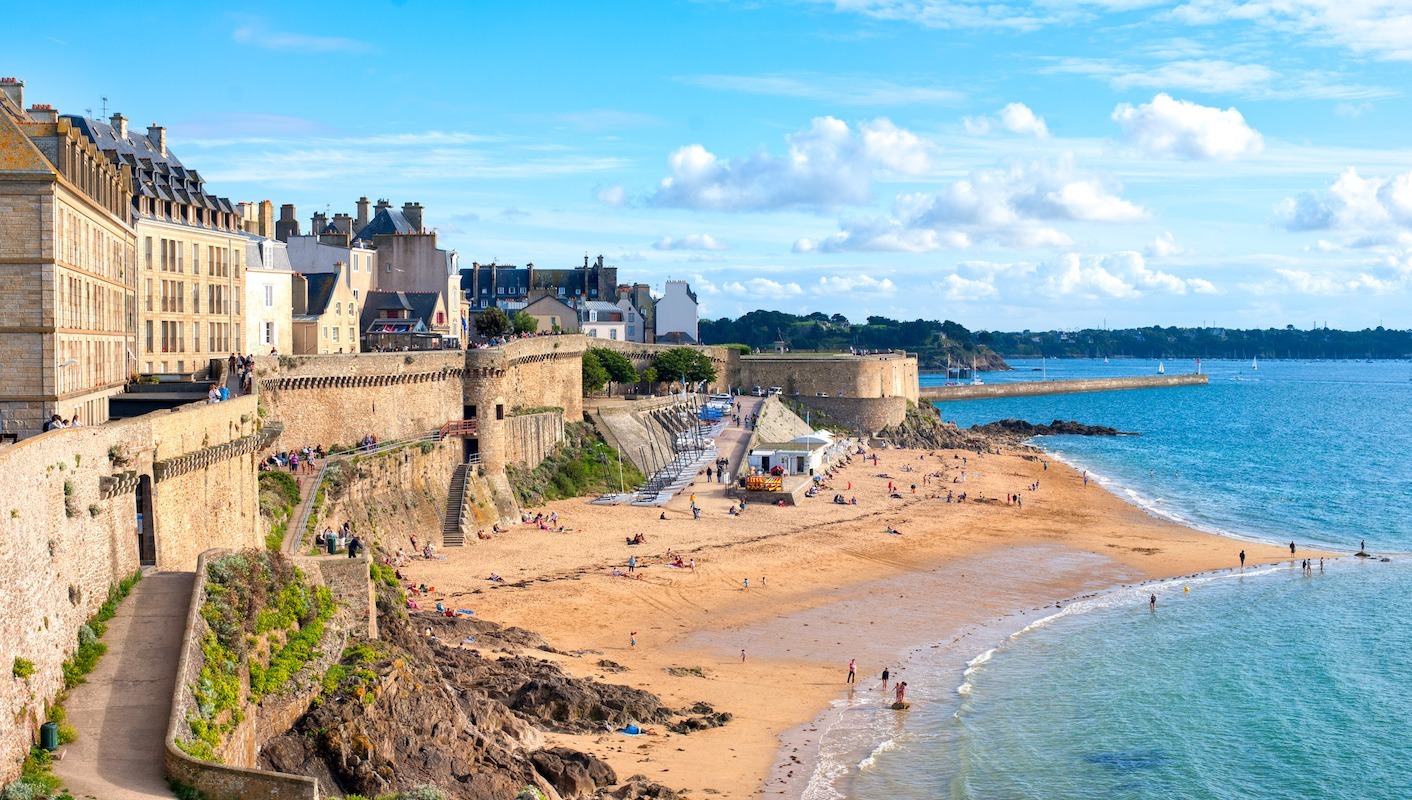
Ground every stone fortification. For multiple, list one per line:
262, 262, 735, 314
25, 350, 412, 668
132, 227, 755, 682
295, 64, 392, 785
791, 395, 909, 436
302, 437, 459, 553
590, 338, 741, 390
738, 352, 919, 403
503, 411, 564, 468
464, 336, 585, 474
921, 373, 1208, 401
254, 351, 465, 451
0, 397, 267, 783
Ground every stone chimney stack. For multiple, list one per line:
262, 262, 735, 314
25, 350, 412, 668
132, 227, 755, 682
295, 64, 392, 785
0, 78, 23, 111
332, 213, 353, 235
259, 200, 274, 237
27, 104, 57, 123
401, 202, 424, 232
375, 198, 392, 213
355, 196, 371, 229
147, 124, 166, 156
276, 204, 300, 242
312, 211, 328, 233
110, 113, 128, 139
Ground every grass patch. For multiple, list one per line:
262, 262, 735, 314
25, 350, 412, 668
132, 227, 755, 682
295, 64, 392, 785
505, 422, 645, 506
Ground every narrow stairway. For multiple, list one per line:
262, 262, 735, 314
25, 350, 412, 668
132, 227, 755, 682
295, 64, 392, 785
52, 571, 195, 800
443, 463, 469, 546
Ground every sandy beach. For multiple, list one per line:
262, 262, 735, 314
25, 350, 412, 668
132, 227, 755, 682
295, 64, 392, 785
400, 442, 1313, 798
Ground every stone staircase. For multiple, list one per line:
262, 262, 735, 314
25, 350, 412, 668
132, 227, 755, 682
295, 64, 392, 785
443, 463, 469, 546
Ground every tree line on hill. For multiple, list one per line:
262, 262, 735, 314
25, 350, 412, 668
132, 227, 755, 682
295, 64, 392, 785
698, 310, 1007, 370
985, 325, 1412, 360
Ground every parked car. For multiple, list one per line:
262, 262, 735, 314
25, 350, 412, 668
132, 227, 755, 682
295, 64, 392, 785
768, 387, 783, 396
751, 386, 766, 396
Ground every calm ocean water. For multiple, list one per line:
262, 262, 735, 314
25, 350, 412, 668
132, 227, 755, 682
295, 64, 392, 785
811, 359, 1412, 799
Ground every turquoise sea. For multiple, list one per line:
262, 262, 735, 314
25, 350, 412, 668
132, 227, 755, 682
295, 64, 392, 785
813, 359, 1412, 799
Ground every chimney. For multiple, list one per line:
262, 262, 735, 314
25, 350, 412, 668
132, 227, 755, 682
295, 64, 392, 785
355, 196, 371, 229
401, 202, 424, 232
27, 103, 57, 123
110, 113, 128, 139
332, 213, 353, 235
312, 211, 328, 233
259, 200, 274, 237
0, 78, 23, 111
147, 124, 166, 156
276, 204, 300, 242
375, 198, 392, 213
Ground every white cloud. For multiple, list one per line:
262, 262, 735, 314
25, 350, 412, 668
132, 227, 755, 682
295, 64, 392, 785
1277, 167, 1412, 244
1113, 94, 1263, 160
827, 0, 1167, 31
685, 73, 963, 105
1261, 267, 1408, 295
937, 274, 999, 301
721, 278, 805, 300
1043, 251, 1217, 297
812, 274, 898, 295
231, 21, 372, 54
1042, 57, 1392, 100
1171, 0, 1412, 62
1145, 231, 1190, 258
963, 103, 1050, 138
596, 185, 627, 207
798, 155, 1145, 253
654, 234, 729, 251
649, 116, 933, 211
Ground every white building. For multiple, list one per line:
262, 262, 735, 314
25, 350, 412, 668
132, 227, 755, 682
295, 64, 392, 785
579, 301, 627, 341
655, 280, 698, 344
617, 296, 648, 343
244, 237, 293, 354
747, 432, 844, 476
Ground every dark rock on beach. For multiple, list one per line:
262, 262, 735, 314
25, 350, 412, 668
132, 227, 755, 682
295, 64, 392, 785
973, 419, 1136, 439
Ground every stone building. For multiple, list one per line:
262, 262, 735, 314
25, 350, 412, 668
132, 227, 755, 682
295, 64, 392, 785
292, 271, 360, 354
0, 78, 137, 437
66, 111, 248, 376
359, 290, 453, 351
655, 279, 699, 344
520, 293, 579, 333
243, 238, 294, 354
579, 300, 627, 341
461, 254, 618, 312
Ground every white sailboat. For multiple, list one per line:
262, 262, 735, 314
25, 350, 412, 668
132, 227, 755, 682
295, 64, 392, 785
1157, 361, 1166, 375
1252, 355, 1259, 371
971, 359, 984, 385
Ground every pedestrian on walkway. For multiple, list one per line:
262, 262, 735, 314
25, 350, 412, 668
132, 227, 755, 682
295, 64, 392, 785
847, 659, 856, 684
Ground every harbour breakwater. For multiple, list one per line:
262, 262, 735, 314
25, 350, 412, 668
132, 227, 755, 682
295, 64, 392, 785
921, 373, 1207, 402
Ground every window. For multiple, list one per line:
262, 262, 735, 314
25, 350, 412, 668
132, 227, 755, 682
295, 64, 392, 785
436, 311, 444, 325
322, 327, 329, 339
193, 323, 200, 352
192, 244, 200, 275
349, 327, 355, 345
610, 329, 618, 340
262, 321, 273, 345
588, 329, 597, 337
332, 327, 339, 342
144, 279, 152, 311
263, 285, 273, 308
335, 302, 341, 316
145, 320, 153, 352
385, 263, 392, 273
145, 237, 153, 269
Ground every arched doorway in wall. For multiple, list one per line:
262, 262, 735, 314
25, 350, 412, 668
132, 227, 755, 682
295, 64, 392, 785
135, 475, 156, 566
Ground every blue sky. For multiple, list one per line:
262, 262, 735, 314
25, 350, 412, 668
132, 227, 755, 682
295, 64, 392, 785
13, 1, 1412, 330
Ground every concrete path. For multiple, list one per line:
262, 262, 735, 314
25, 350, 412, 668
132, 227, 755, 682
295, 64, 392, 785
715, 395, 764, 479
53, 571, 194, 800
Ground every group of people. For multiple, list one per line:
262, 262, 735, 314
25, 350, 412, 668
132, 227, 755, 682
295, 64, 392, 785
227, 352, 259, 395
314, 523, 364, 557
261, 445, 324, 474
41, 413, 84, 431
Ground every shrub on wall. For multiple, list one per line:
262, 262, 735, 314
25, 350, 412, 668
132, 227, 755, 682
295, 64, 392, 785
11, 658, 34, 680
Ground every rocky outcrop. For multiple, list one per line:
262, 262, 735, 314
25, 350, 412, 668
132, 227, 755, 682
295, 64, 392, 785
972, 419, 1135, 441
259, 584, 707, 799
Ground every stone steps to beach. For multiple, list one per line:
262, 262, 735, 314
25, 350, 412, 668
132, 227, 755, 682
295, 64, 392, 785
443, 463, 469, 546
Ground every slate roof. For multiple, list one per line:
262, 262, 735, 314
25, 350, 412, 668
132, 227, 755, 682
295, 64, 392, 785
65, 115, 236, 218
303, 273, 340, 317
353, 207, 416, 241
360, 290, 442, 333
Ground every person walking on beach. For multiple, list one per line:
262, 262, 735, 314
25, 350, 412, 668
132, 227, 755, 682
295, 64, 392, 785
628, 555, 636, 573
1240, 550, 1246, 568
847, 659, 857, 684
1149, 593, 1157, 611
895, 682, 907, 704
630, 631, 637, 648
881, 667, 890, 690
741, 649, 747, 663
1290, 541, 1296, 555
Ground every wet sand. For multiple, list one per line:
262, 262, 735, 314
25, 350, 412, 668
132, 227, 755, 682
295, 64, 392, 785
400, 443, 1312, 798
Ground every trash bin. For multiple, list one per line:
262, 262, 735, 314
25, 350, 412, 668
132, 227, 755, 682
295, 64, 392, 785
327, 537, 338, 555
40, 722, 58, 751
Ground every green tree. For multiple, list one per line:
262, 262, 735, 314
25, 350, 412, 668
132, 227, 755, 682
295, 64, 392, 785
581, 350, 609, 394
593, 348, 637, 393
474, 307, 512, 338
638, 366, 658, 389
512, 311, 539, 335
652, 347, 717, 387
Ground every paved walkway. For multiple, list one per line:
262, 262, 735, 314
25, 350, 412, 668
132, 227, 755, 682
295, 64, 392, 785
53, 571, 193, 800
715, 395, 764, 479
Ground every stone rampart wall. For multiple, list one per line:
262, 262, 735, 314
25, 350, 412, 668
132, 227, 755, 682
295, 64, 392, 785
921, 373, 1208, 401
739, 353, 919, 403
465, 337, 585, 474
503, 411, 564, 468
254, 352, 464, 452
166, 549, 321, 800
791, 395, 909, 435
589, 339, 741, 390
308, 438, 458, 552
0, 397, 267, 782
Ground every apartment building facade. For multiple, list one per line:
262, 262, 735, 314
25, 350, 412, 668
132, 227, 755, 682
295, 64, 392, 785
0, 78, 137, 436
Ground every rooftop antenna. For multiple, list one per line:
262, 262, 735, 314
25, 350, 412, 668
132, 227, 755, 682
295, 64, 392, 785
100, 96, 108, 117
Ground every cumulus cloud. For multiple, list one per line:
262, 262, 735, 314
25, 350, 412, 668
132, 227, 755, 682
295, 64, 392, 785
1145, 231, 1190, 258
654, 234, 729, 251
937, 274, 1000, 301
936, 252, 1214, 300
1277, 168, 1412, 246
812, 274, 897, 295
1112, 94, 1263, 160
795, 155, 1146, 253
596, 185, 627, 207
1261, 267, 1408, 296
649, 116, 932, 211
963, 102, 1050, 138
721, 278, 805, 299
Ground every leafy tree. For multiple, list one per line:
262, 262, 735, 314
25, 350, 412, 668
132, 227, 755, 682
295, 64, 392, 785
829, 313, 850, 326
474, 307, 512, 338
512, 311, 539, 335
653, 347, 717, 386
581, 350, 608, 394
638, 366, 658, 388
593, 348, 637, 392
